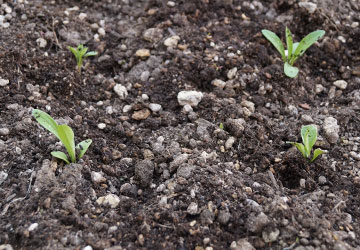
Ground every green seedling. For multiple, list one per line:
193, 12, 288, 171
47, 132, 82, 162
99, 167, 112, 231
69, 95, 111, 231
32, 109, 92, 164
287, 125, 326, 162
261, 27, 325, 78
219, 122, 224, 130
67, 44, 97, 73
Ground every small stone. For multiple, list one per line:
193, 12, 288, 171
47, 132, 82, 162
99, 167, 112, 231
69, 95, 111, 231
167, 1, 175, 7
298, 2, 317, 13
225, 137, 236, 149
140, 71, 150, 82
36, 38, 47, 48
78, 13, 87, 20
211, 79, 226, 88
262, 228, 280, 243
333, 80, 348, 90
246, 212, 269, 233
230, 238, 255, 250
286, 105, 298, 116
0, 244, 14, 250
149, 103, 162, 112
241, 100, 255, 112
132, 109, 151, 120
351, 22, 359, 28
138, 234, 145, 246
0, 171, 8, 185
187, 202, 198, 215
227, 67, 238, 79
96, 194, 121, 208
318, 176, 326, 185
136, 49, 151, 58
164, 35, 180, 48
298, 103, 310, 110
183, 104, 193, 113
135, 159, 154, 187
98, 27, 106, 36
323, 117, 339, 144
97, 123, 106, 129
91, 171, 106, 184
114, 84, 128, 99
301, 115, 314, 123
315, 84, 324, 94
82, 246, 93, 250
217, 211, 231, 225
143, 28, 163, 43
158, 196, 168, 207
177, 91, 204, 107
0, 128, 10, 136
28, 223, 39, 232
0, 79, 9, 87
226, 118, 246, 137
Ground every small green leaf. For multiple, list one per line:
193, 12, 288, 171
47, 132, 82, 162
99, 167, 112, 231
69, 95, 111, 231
57, 124, 76, 163
301, 125, 317, 158
284, 62, 299, 78
76, 139, 92, 159
288, 142, 306, 158
291, 30, 325, 64
219, 123, 224, 130
51, 151, 70, 164
32, 109, 59, 139
262, 29, 286, 61
84, 51, 98, 57
311, 148, 326, 162
285, 27, 293, 60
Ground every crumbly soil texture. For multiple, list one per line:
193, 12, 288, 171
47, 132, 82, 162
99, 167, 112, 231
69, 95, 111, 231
1, 0, 360, 249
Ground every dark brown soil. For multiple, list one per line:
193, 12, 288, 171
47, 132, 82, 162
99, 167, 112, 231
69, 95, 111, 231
1, 0, 360, 249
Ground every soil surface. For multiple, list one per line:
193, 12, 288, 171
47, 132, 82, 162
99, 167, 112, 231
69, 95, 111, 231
1, 0, 360, 249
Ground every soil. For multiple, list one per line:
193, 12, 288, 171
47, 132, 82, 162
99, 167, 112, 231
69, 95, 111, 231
1, 0, 360, 249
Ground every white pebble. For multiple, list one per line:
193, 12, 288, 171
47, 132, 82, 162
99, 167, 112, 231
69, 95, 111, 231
28, 223, 39, 232
98, 27, 106, 37
98, 123, 106, 129
149, 103, 162, 112
0, 78, 9, 87
333, 80, 347, 90
167, 1, 175, 7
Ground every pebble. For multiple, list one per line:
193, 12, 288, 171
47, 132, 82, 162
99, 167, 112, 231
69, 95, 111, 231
164, 35, 180, 48
136, 49, 151, 58
241, 100, 255, 112
0, 78, 9, 87
177, 91, 204, 107
225, 118, 246, 137
262, 228, 280, 243
113, 84, 128, 99
98, 27, 106, 36
230, 238, 255, 250
138, 234, 145, 246
91, 171, 106, 184
351, 22, 359, 28
135, 159, 154, 187
298, 2, 317, 13
0, 171, 8, 185
315, 84, 324, 94
143, 28, 163, 43
140, 71, 150, 82
78, 13, 87, 20
333, 80, 348, 90
217, 211, 231, 225
82, 246, 93, 250
350, 151, 360, 161
167, 1, 176, 7
246, 212, 269, 233
301, 115, 314, 123
0, 245, 14, 250
323, 117, 339, 144
0, 128, 10, 136
211, 79, 226, 88
318, 176, 326, 184
227, 67, 238, 79
96, 194, 121, 208
36, 38, 47, 48
286, 105, 298, 116
225, 137, 236, 149
28, 223, 39, 232
159, 196, 168, 207
183, 104, 193, 113
187, 202, 199, 215
132, 109, 151, 120
97, 123, 106, 129
149, 103, 162, 112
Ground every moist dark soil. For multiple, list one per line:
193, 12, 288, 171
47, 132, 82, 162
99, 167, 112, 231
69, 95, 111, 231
1, 0, 360, 249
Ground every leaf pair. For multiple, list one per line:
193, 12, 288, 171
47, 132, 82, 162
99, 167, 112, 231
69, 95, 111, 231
32, 109, 92, 164
261, 27, 325, 78
67, 44, 97, 73
287, 125, 326, 162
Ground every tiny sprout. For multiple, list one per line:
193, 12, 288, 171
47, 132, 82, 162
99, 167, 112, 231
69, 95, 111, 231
261, 27, 325, 78
219, 122, 224, 130
287, 125, 326, 162
67, 44, 97, 73
32, 109, 92, 164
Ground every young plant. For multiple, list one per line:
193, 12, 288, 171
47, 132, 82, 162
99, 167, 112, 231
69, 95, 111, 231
287, 125, 326, 162
32, 109, 92, 164
261, 27, 325, 78
67, 44, 97, 73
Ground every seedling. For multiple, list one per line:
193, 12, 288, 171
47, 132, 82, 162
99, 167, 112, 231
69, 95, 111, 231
287, 125, 326, 162
261, 27, 325, 78
67, 44, 97, 73
32, 109, 92, 164
219, 122, 224, 130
